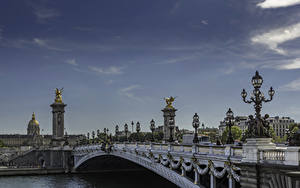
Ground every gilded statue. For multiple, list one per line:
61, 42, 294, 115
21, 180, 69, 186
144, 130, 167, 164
164, 96, 175, 108
55, 88, 63, 103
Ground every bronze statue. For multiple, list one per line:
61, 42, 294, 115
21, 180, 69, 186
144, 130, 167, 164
55, 88, 63, 103
164, 96, 175, 108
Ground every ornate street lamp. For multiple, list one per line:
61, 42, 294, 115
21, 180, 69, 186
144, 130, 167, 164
131, 121, 134, 133
87, 132, 90, 144
97, 129, 100, 141
136, 121, 141, 142
192, 113, 200, 144
136, 122, 141, 133
150, 119, 155, 142
169, 117, 175, 142
92, 131, 95, 143
115, 125, 119, 141
124, 123, 128, 142
241, 71, 275, 138
225, 108, 234, 145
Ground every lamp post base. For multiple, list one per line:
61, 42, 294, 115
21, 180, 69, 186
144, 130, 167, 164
242, 138, 275, 163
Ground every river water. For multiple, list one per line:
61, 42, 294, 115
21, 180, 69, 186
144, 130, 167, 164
0, 170, 177, 188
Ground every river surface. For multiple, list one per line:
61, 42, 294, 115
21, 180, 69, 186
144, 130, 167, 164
0, 170, 177, 188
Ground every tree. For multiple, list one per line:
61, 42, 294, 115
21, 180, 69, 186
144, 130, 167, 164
221, 126, 242, 144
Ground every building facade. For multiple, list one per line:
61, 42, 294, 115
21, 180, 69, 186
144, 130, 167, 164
219, 115, 295, 139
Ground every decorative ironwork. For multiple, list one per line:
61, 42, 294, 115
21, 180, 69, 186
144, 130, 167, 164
226, 108, 234, 144
241, 71, 275, 138
192, 113, 200, 144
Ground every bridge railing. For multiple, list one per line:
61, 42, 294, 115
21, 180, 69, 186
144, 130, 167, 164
111, 142, 243, 159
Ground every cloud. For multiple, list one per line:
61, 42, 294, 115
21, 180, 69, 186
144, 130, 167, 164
280, 78, 300, 91
220, 61, 258, 74
275, 58, 300, 70
33, 38, 69, 51
66, 59, 78, 66
157, 54, 198, 64
170, 1, 180, 14
251, 22, 300, 55
120, 85, 141, 101
201, 20, 208, 25
257, 0, 300, 9
34, 8, 60, 23
73, 27, 93, 31
106, 80, 114, 85
88, 66, 123, 75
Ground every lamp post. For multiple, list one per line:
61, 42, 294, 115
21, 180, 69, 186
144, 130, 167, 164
241, 71, 275, 138
169, 117, 175, 142
131, 121, 134, 133
225, 108, 234, 145
150, 119, 155, 142
124, 123, 128, 142
92, 131, 95, 143
136, 122, 141, 133
192, 113, 200, 144
97, 129, 100, 143
136, 121, 141, 142
87, 132, 90, 144
115, 125, 119, 141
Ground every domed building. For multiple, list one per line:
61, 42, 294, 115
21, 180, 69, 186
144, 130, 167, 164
27, 112, 40, 136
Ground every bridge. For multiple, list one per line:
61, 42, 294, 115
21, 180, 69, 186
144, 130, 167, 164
72, 142, 300, 188
73, 143, 241, 188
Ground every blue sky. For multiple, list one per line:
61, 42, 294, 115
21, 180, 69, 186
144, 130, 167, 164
1, 0, 300, 134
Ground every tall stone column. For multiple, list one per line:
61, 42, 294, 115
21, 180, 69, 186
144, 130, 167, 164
162, 106, 177, 141
51, 88, 67, 146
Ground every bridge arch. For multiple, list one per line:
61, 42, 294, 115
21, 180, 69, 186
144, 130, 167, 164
74, 150, 202, 188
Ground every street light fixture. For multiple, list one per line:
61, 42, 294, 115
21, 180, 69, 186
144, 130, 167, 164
115, 125, 119, 141
124, 123, 128, 142
136, 121, 141, 133
241, 71, 275, 138
150, 119, 155, 142
136, 121, 141, 142
192, 113, 200, 144
225, 108, 234, 145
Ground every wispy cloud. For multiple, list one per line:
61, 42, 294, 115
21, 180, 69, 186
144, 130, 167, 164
280, 78, 300, 91
157, 54, 198, 64
275, 58, 300, 70
120, 85, 141, 101
73, 27, 93, 31
251, 22, 300, 55
257, 0, 300, 9
88, 66, 123, 75
220, 62, 258, 74
28, 1, 60, 23
33, 38, 69, 51
66, 59, 78, 66
170, 1, 181, 14
201, 20, 208, 25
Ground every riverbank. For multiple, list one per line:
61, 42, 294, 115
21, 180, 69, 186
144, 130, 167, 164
0, 168, 66, 176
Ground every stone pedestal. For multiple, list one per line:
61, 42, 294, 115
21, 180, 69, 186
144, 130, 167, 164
50, 102, 67, 146
284, 147, 300, 166
162, 107, 177, 141
242, 138, 275, 163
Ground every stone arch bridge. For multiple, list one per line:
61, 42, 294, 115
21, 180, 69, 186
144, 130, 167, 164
73, 143, 242, 188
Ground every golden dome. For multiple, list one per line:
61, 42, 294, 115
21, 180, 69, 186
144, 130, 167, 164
28, 112, 39, 126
